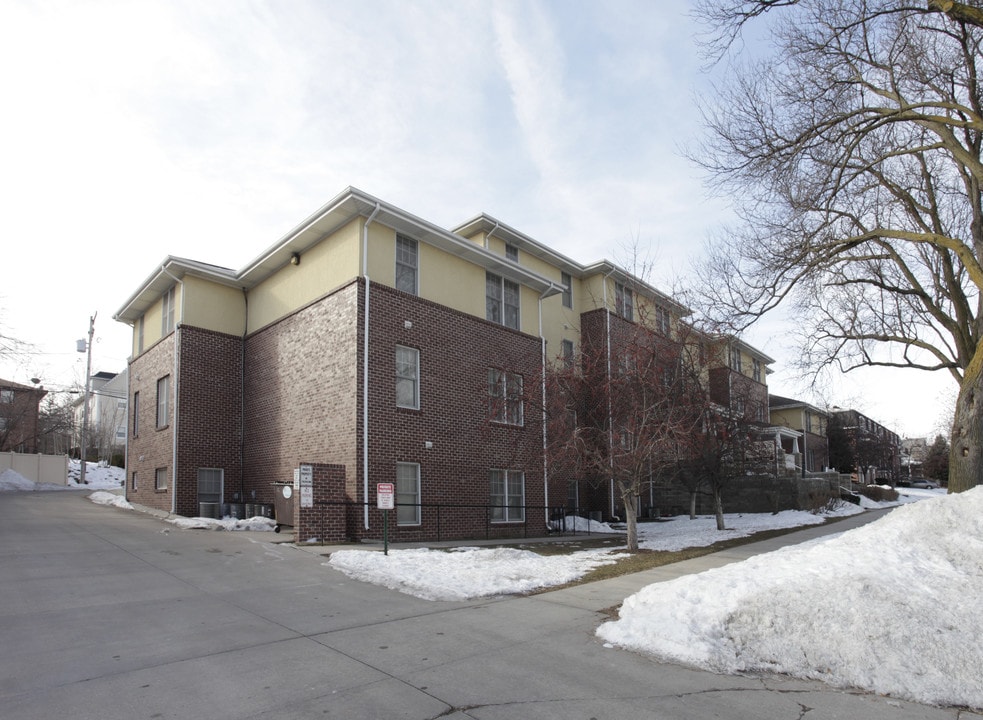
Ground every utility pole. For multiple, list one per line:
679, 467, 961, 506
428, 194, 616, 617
78, 312, 96, 485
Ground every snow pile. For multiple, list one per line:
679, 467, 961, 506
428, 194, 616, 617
597, 488, 983, 710
328, 546, 627, 601
550, 515, 622, 533
68, 459, 125, 489
167, 515, 275, 532
0, 468, 73, 492
88, 490, 134, 510
635, 506, 862, 552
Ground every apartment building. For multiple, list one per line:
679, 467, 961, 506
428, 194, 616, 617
114, 187, 773, 541
769, 394, 830, 474
828, 407, 902, 483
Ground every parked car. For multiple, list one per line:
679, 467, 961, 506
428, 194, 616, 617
909, 478, 940, 489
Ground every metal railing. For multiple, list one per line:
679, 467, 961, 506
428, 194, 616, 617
311, 500, 604, 543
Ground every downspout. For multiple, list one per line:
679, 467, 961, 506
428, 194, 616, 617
603, 271, 616, 519
485, 222, 500, 250
160, 265, 183, 515
362, 203, 382, 530
538, 288, 550, 527
240, 287, 248, 502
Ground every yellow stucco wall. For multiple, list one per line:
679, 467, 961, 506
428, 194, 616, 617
133, 284, 181, 356
182, 276, 245, 336
247, 218, 361, 333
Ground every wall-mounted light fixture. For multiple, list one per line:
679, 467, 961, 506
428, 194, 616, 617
290, 252, 301, 266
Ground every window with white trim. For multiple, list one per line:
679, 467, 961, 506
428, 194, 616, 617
395, 346, 420, 409
490, 469, 524, 522
488, 369, 523, 425
561, 271, 572, 308
561, 339, 574, 368
156, 376, 170, 428
729, 347, 743, 373
395, 234, 418, 295
486, 272, 520, 330
752, 358, 762, 382
197, 468, 223, 505
396, 462, 421, 525
162, 287, 176, 335
656, 306, 670, 335
615, 282, 633, 321
155, 467, 168, 491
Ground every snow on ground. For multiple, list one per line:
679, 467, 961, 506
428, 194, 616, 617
596, 487, 982, 710
166, 515, 276, 532
67, 459, 125, 489
325, 501, 871, 601
328, 546, 629, 601
87, 490, 135, 510
0, 468, 74, 492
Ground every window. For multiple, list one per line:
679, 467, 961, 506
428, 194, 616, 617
734, 396, 746, 415
155, 467, 168, 491
137, 316, 145, 354
486, 273, 520, 330
505, 243, 519, 262
656, 306, 670, 335
132, 391, 140, 436
561, 272, 572, 309
161, 287, 176, 335
752, 359, 762, 382
805, 411, 813, 433
615, 282, 633, 321
396, 462, 421, 525
566, 480, 579, 512
156, 376, 170, 428
0, 389, 12, 404
131, 471, 137, 491
488, 369, 523, 425
395, 234, 418, 295
197, 468, 223, 504
395, 346, 420, 409
490, 469, 525, 522
561, 339, 574, 368
729, 347, 743, 373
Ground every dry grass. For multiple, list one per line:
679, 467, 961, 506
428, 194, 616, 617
513, 515, 856, 593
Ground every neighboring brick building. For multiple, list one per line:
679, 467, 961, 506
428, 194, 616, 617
0, 378, 47, 454
828, 407, 902, 483
114, 187, 774, 541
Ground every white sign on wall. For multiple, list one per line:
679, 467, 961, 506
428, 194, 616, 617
299, 464, 313, 508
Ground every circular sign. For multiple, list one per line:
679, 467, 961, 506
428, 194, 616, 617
282, 485, 293, 499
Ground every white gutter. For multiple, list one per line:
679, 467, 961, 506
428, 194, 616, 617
603, 271, 615, 518
160, 264, 184, 515
362, 204, 382, 529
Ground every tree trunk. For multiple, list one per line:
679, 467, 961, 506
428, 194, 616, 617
713, 487, 726, 530
949, 362, 983, 493
689, 491, 697, 519
622, 490, 639, 552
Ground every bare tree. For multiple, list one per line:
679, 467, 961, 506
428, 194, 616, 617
693, 0, 983, 492
545, 308, 705, 551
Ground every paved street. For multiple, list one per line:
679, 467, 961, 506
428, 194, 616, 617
1, 491, 977, 720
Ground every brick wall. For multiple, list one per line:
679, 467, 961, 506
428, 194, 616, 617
126, 333, 176, 512
363, 281, 547, 541
295, 463, 347, 542
242, 281, 360, 507
175, 326, 243, 517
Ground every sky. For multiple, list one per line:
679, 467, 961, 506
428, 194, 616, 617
0, 0, 955, 437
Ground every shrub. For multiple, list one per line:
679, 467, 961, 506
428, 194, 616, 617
859, 484, 898, 503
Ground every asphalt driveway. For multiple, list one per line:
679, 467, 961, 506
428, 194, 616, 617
1, 491, 976, 720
